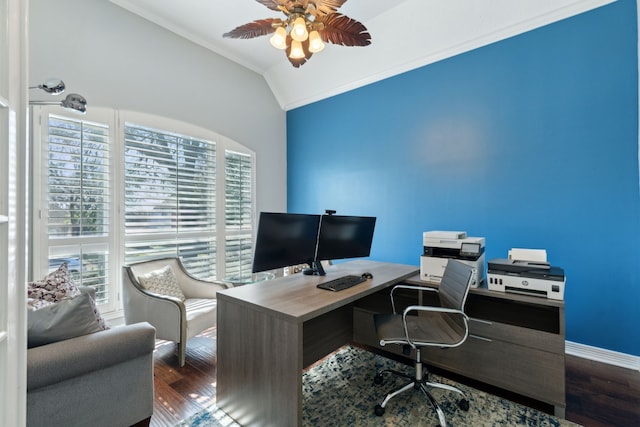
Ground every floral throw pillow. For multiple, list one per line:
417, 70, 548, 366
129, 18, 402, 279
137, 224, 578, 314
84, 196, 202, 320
27, 298, 55, 311
138, 265, 186, 301
28, 262, 81, 303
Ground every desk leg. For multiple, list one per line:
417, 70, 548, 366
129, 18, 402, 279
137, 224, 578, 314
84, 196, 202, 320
217, 297, 302, 427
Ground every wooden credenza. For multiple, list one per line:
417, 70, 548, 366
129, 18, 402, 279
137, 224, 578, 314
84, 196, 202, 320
353, 274, 566, 417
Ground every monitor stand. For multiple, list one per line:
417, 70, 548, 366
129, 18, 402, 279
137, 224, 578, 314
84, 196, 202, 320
302, 260, 326, 276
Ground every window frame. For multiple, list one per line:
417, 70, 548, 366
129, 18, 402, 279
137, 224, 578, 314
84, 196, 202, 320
32, 107, 256, 315
32, 106, 120, 312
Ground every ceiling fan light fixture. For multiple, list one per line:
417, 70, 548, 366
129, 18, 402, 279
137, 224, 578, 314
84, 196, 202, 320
270, 26, 287, 49
223, 0, 372, 67
290, 16, 308, 42
308, 30, 324, 53
289, 40, 305, 59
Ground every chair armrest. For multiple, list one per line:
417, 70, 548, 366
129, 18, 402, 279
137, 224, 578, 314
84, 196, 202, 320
389, 284, 439, 314
27, 322, 156, 391
403, 305, 468, 318
402, 305, 469, 348
175, 261, 234, 298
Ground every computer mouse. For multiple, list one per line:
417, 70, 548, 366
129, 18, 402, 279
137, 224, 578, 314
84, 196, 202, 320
361, 272, 373, 279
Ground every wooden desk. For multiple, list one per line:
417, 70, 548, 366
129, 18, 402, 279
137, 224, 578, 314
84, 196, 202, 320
216, 260, 418, 427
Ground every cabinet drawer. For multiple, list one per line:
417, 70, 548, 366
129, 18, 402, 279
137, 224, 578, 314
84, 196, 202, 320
468, 317, 564, 355
422, 335, 565, 407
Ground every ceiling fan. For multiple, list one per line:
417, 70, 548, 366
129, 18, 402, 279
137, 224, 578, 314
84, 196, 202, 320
223, 0, 371, 68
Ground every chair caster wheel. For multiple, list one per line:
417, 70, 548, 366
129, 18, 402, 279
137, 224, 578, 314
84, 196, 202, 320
374, 404, 385, 416
374, 373, 383, 385
458, 398, 470, 411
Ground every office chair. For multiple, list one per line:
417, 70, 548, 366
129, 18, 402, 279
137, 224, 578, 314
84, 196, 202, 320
373, 259, 473, 427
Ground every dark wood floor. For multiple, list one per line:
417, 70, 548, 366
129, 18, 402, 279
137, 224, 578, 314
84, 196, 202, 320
149, 328, 640, 427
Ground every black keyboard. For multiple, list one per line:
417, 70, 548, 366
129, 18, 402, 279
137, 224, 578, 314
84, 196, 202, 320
317, 275, 367, 292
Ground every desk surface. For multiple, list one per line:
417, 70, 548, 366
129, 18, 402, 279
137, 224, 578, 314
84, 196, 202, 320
217, 260, 419, 323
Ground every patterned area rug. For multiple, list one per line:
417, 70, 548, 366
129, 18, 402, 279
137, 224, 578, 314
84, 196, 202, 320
177, 345, 581, 427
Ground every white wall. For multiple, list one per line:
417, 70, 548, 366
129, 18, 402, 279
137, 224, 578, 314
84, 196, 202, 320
29, 0, 287, 214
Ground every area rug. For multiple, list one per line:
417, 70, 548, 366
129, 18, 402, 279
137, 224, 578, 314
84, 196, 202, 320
177, 345, 580, 427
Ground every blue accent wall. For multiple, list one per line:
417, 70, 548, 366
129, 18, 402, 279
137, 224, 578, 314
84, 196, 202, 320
287, 0, 639, 356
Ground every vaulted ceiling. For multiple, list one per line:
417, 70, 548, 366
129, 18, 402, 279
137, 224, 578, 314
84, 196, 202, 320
110, 0, 614, 110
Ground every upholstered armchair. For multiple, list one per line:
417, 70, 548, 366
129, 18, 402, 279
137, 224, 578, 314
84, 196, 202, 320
122, 257, 233, 367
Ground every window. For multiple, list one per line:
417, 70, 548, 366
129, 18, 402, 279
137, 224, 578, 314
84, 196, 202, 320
37, 113, 114, 306
32, 107, 255, 313
123, 122, 218, 279
224, 150, 253, 280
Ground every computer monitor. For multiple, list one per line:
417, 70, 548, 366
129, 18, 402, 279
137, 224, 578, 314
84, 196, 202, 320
251, 212, 321, 273
308, 214, 376, 275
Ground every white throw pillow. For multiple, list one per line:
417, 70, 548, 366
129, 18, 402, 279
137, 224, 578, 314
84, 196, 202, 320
138, 265, 186, 301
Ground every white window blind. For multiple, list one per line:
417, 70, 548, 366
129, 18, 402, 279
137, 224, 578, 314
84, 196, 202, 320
124, 123, 218, 280
46, 114, 111, 304
224, 150, 253, 280
34, 108, 256, 314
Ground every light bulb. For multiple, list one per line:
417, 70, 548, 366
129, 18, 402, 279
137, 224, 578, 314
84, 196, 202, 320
291, 16, 308, 42
308, 30, 324, 53
289, 40, 305, 59
270, 26, 287, 50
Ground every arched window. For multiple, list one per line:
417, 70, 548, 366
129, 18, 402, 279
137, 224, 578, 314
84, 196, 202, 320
32, 107, 255, 313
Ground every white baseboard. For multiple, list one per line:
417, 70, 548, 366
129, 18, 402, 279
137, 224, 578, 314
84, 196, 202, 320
565, 341, 640, 371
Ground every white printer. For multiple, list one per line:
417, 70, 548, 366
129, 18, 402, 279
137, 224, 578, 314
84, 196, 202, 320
487, 249, 566, 300
420, 231, 486, 288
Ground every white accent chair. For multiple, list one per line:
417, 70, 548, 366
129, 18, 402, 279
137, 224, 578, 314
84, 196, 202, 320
122, 257, 233, 367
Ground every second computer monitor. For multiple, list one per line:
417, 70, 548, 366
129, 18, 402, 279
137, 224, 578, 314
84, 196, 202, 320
315, 215, 377, 261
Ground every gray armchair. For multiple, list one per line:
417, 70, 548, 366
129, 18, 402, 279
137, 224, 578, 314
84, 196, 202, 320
27, 321, 156, 427
122, 257, 232, 367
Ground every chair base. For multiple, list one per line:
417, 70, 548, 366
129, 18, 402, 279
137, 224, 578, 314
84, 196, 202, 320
373, 350, 469, 427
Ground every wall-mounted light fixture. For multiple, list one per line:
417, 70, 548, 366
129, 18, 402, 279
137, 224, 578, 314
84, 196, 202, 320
29, 78, 87, 114
30, 93, 87, 114
29, 78, 66, 95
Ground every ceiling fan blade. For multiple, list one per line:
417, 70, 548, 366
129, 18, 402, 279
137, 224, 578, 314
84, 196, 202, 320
319, 13, 371, 47
223, 18, 281, 39
254, 0, 288, 12
309, 0, 348, 17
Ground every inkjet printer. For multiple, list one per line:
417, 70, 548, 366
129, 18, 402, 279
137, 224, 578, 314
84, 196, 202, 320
487, 249, 565, 300
420, 230, 485, 288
